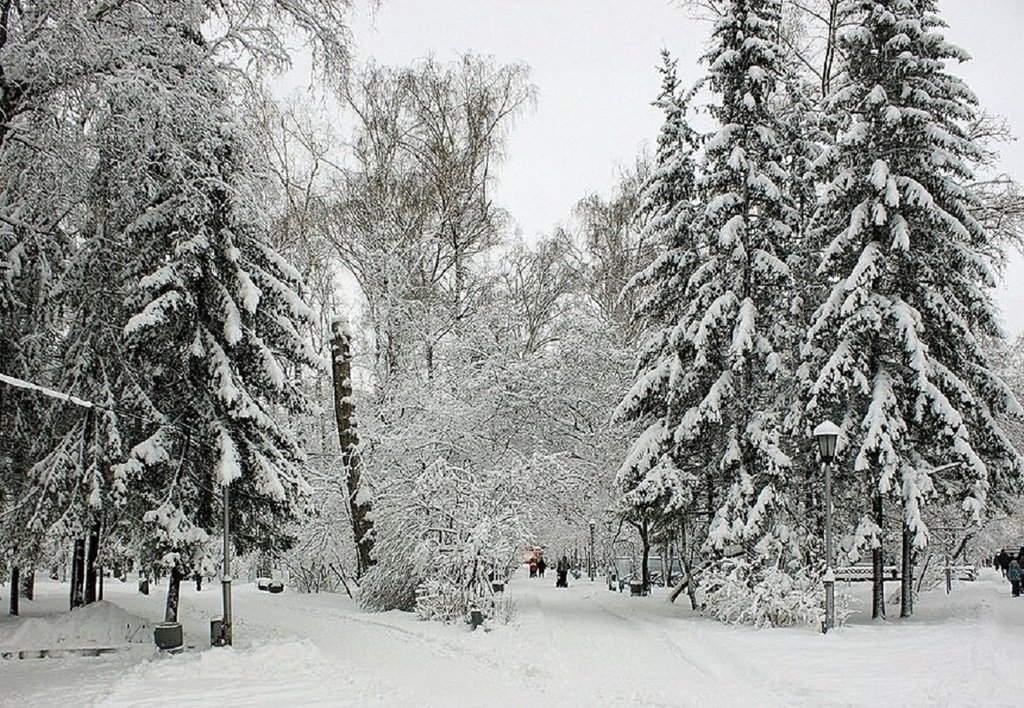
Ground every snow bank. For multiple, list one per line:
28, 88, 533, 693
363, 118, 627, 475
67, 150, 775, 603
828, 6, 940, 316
0, 601, 151, 651
99, 640, 363, 706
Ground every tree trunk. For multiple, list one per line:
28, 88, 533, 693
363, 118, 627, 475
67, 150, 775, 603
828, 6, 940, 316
84, 518, 100, 604
331, 316, 375, 576
871, 492, 885, 620
9, 566, 19, 616
639, 518, 651, 594
164, 567, 183, 622
20, 567, 34, 601
661, 542, 670, 587
674, 523, 699, 610
70, 538, 85, 609
900, 522, 914, 618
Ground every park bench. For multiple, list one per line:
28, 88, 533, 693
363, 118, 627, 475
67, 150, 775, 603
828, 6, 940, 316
944, 564, 978, 581
0, 646, 124, 660
833, 565, 900, 582
832, 564, 976, 582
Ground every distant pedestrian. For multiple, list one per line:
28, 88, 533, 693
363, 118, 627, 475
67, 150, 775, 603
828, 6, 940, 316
1009, 559, 1021, 597
537, 557, 547, 578
556, 555, 569, 588
998, 549, 1012, 577
529, 559, 538, 578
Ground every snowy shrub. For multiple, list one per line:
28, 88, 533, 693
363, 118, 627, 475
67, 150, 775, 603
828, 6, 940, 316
281, 484, 359, 594
697, 558, 834, 628
359, 540, 421, 612
492, 590, 517, 626
415, 578, 470, 623
361, 460, 526, 624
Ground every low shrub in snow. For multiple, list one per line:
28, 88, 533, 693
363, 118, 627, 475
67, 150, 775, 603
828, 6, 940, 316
697, 558, 838, 628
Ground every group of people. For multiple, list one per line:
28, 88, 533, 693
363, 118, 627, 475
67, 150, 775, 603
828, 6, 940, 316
527, 554, 571, 588
994, 548, 1024, 597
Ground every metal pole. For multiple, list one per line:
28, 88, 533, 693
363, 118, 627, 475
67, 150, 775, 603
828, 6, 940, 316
823, 460, 835, 633
222, 482, 233, 646
589, 523, 596, 582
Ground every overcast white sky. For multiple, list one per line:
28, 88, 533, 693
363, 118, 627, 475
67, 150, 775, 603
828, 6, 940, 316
323, 0, 1024, 337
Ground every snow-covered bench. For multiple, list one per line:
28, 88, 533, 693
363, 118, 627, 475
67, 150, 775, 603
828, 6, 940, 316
832, 564, 976, 582
833, 565, 900, 582
1, 646, 125, 660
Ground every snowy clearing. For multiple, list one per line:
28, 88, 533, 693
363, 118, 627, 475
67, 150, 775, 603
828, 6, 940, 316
3, 569, 1023, 707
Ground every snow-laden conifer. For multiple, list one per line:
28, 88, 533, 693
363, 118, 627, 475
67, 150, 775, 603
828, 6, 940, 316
676, 0, 815, 623
616, 51, 702, 563
802, 0, 1023, 594
87, 52, 319, 604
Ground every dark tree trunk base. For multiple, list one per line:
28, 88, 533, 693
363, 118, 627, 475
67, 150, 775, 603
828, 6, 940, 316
165, 568, 183, 623
10, 567, 20, 616
71, 539, 86, 610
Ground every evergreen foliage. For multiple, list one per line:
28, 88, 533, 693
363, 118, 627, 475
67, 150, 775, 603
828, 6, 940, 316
801, 0, 1023, 563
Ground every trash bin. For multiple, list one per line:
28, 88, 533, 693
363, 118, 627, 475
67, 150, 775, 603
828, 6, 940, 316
138, 578, 149, 595
469, 609, 484, 630
629, 580, 644, 597
154, 621, 183, 652
210, 618, 224, 646
491, 581, 505, 594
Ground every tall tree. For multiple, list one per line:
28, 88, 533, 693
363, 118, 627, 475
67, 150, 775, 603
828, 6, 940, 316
616, 50, 702, 595
330, 316, 375, 576
803, 0, 1023, 620
329, 56, 534, 388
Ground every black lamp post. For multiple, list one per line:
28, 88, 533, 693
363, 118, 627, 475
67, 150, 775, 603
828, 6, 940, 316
588, 519, 596, 582
813, 420, 840, 633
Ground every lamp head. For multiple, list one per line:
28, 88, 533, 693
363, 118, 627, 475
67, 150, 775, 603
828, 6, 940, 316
813, 420, 841, 463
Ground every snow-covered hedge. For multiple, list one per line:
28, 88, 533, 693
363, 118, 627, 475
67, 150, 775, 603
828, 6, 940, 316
697, 558, 832, 628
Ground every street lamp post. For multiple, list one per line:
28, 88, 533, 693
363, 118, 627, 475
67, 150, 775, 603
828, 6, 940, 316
588, 519, 596, 582
221, 481, 233, 646
813, 420, 840, 634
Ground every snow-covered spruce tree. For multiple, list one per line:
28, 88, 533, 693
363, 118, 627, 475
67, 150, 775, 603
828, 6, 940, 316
1, 1, 354, 600
615, 50, 703, 595
802, 0, 1024, 619
111, 60, 318, 620
678, 0, 820, 626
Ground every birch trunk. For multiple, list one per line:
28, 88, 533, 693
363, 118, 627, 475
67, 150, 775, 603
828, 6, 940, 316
331, 316, 375, 576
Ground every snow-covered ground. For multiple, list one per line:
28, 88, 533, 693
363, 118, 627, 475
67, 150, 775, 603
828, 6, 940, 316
3, 569, 1023, 707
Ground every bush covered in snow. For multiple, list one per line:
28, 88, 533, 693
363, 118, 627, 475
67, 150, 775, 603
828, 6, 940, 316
697, 558, 828, 628
360, 460, 526, 624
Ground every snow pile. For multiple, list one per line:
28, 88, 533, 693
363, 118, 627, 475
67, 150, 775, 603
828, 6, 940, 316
0, 601, 151, 651
99, 640, 364, 707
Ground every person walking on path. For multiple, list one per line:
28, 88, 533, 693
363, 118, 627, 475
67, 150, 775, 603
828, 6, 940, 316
1009, 559, 1022, 597
556, 555, 569, 588
997, 549, 1012, 578
529, 559, 538, 578
537, 557, 547, 578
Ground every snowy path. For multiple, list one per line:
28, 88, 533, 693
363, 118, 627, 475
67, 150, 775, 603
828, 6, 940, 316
4, 569, 1024, 707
